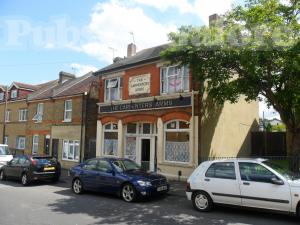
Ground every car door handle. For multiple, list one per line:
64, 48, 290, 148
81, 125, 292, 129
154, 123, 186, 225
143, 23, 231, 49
243, 182, 250, 186
204, 178, 210, 182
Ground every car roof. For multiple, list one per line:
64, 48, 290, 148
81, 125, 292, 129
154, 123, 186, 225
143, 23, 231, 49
87, 157, 132, 162
205, 158, 267, 163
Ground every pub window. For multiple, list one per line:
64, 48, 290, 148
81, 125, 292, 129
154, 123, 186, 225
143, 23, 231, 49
104, 77, 123, 102
164, 120, 190, 163
160, 65, 189, 94
103, 123, 118, 156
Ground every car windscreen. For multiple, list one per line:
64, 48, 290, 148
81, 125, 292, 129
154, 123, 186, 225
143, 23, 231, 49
112, 159, 141, 172
32, 157, 57, 165
0, 146, 11, 155
263, 160, 295, 180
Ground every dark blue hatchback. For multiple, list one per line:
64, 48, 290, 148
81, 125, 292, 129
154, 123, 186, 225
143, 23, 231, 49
69, 157, 169, 202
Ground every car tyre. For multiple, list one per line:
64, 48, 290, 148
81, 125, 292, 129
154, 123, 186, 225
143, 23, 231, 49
72, 178, 84, 194
0, 170, 6, 181
121, 183, 137, 203
21, 173, 30, 186
192, 191, 213, 212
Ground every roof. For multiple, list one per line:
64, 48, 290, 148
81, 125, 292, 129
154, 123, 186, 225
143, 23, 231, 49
27, 72, 98, 101
9, 82, 40, 91
95, 43, 170, 75
0, 85, 7, 92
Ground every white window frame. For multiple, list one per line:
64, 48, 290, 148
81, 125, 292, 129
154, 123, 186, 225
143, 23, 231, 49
160, 65, 189, 94
16, 136, 26, 150
5, 110, 11, 122
64, 100, 72, 122
102, 123, 118, 156
19, 109, 28, 122
33, 103, 44, 122
32, 135, 39, 154
0, 92, 4, 101
4, 136, 8, 145
62, 140, 80, 162
164, 120, 190, 164
104, 77, 122, 102
11, 89, 17, 99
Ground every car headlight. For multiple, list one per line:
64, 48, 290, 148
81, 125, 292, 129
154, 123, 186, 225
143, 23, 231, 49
137, 180, 152, 187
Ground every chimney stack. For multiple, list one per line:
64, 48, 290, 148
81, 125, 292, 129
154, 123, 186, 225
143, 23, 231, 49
209, 14, 219, 27
127, 43, 137, 57
59, 71, 75, 84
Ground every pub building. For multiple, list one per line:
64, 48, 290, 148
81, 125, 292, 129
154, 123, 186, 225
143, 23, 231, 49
94, 43, 259, 179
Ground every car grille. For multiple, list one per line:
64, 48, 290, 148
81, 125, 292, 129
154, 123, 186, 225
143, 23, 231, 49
151, 178, 167, 187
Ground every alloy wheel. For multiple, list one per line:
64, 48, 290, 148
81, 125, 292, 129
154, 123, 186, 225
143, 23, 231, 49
73, 179, 83, 194
21, 174, 28, 186
122, 184, 135, 202
0, 170, 5, 181
192, 191, 213, 212
195, 194, 209, 210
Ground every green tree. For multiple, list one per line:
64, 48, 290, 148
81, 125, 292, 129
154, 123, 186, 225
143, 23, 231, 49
162, 0, 300, 171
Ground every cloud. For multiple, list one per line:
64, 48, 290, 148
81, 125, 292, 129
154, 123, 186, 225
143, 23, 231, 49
72, 0, 176, 63
132, 0, 235, 24
70, 63, 98, 76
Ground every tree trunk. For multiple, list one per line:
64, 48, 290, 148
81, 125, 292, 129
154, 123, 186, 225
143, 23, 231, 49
286, 130, 300, 173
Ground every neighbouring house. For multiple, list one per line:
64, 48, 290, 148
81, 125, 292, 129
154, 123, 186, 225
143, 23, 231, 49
94, 43, 259, 179
0, 82, 42, 154
26, 72, 99, 168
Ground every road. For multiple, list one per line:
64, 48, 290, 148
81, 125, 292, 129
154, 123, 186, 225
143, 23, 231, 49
0, 178, 299, 225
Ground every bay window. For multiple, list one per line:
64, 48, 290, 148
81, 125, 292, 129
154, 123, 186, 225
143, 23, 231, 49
164, 120, 190, 163
103, 123, 118, 156
62, 140, 80, 161
161, 65, 189, 94
104, 77, 122, 102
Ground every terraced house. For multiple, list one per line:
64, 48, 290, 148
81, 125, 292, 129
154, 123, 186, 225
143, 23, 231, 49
26, 72, 99, 168
94, 43, 259, 179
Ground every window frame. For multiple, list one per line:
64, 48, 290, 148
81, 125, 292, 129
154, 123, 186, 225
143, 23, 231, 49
104, 77, 123, 102
32, 135, 39, 154
160, 65, 190, 94
16, 136, 26, 150
0, 92, 4, 101
64, 100, 73, 122
5, 110, 11, 122
19, 109, 28, 122
102, 123, 118, 156
4, 136, 8, 145
62, 140, 80, 162
164, 120, 190, 164
10, 89, 17, 99
205, 162, 237, 180
33, 103, 44, 123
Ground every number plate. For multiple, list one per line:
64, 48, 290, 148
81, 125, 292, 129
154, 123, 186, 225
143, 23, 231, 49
44, 167, 55, 171
157, 186, 168, 192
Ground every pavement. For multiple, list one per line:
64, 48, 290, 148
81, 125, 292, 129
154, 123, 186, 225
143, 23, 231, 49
0, 172, 299, 225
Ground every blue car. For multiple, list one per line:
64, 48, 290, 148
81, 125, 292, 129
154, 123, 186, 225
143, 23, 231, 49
69, 157, 169, 202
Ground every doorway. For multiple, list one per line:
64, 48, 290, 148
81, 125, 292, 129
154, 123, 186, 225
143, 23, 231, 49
141, 139, 151, 171
52, 139, 59, 159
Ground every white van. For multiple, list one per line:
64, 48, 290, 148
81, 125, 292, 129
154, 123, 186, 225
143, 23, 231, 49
0, 144, 13, 168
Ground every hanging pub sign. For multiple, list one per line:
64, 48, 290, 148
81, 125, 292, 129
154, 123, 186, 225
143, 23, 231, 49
129, 74, 151, 96
99, 96, 191, 113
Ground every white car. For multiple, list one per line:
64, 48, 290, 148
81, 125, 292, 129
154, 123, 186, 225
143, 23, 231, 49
186, 158, 300, 217
0, 145, 13, 168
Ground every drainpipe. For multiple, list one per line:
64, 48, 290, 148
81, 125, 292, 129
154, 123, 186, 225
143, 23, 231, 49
80, 92, 88, 162
2, 87, 8, 144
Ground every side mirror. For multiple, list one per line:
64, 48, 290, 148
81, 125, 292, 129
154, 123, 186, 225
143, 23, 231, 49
271, 177, 284, 185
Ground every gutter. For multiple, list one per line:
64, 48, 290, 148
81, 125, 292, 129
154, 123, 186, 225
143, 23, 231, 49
80, 92, 88, 162
2, 87, 8, 143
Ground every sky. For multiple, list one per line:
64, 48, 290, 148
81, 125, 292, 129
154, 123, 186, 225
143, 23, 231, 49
0, 0, 279, 119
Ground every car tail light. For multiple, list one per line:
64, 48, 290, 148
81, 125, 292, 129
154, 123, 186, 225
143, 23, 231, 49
30, 158, 37, 166
186, 181, 191, 191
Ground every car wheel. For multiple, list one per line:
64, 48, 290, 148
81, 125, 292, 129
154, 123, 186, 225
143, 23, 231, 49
122, 183, 136, 202
21, 173, 30, 186
72, 178, 84, 194
192, 191, 213, 212
0, 170, 6, 181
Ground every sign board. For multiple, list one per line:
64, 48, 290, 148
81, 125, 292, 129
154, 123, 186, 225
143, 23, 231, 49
99, 96, 191, 113
129, 74, 150, 96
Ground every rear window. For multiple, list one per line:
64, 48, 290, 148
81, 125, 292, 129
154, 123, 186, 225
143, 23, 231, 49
205, 162, 236, 180
0, 146, 11, 155
33, 157, 57, 164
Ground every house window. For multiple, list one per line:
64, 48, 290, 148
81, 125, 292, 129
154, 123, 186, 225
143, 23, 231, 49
32, 135, 39, 154
64, 100, 72, 122
0, 92, 4, 101
19, 109, 28, 121
104, 77, 122, 102
164, 120, 190, 163
62, 140, 80, 161
11, 89, 17, 99
5, 110, 11, 122
16, 136, 26, 150
161, 65, 189, 94
103, 123, 118, 156
4, 136, 8, 145
33, 103, 44, 122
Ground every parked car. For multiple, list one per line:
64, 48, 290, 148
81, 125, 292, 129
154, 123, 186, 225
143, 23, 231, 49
0, 144, 13, 168
0, 155, 61, 186
69, 157, 169, 202
186, 158, 300, 217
